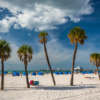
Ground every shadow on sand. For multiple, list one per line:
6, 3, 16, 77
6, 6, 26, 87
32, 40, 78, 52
5, 84, 98, 91
34, 85, 97, 90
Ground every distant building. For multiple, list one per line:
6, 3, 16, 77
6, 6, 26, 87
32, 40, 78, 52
57, 68, 61, 71
74, 66, 84, 71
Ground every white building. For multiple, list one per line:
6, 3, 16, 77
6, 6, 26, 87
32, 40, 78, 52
74, 66, 84, 71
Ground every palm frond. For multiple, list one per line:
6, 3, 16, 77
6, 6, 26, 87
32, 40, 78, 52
68, 26, 87, 45
39, 31, 48, 44
90, 53, 100, 66
17, 44, 33, 64
0, 40, 11, 61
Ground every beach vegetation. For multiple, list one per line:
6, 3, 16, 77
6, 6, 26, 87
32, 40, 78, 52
0, 40, 11, 90
68, 26, 87, 86
90, 53, 100, 80
39, 31, 56, 86
17, 44, 33, 88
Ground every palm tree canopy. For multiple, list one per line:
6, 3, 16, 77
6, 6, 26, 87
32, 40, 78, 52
17, 44, 33, 63
90, 53, 100, 66
39, 31, 48, 43
39, 31, 48, 38
0, 40, 11, 61
68, 27, 87, 45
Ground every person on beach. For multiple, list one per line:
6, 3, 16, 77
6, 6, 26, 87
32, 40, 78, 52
20, 73, 22, 76
12, 72, 14, 76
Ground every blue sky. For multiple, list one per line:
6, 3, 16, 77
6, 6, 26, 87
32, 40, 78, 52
0, 0, 100, 70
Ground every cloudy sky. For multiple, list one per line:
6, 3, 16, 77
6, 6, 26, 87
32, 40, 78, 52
0, 0, 100, 71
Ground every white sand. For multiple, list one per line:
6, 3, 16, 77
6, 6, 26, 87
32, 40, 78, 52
0, 74, 100, 100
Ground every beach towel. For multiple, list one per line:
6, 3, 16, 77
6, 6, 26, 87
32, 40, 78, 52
30, 80, 39, 85
34, 81, 39, 85
30, 80, 34, 85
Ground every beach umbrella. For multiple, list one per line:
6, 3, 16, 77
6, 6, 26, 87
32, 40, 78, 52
64, 71, 68, 74
59, 72, 63, 74
89, 71, 92, 74
14, 72, 17, 76
91, 71, 93, 74
38, 72, 44, 75
82, 71, 85, 74
52, 71, 54, 73
14, 72, 19, 76
85, 71, 87, 74
55, 72, 59, 75
23, 72, 28, 76
69, 71, 71, 74
31, 72, 36, 76
87, 71, 91, 74
46, 72, 49, 74
4, 71, 8, 74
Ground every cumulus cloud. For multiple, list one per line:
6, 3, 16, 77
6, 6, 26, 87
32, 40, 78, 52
0, 36, 2, 39
0, 0, 93, 33
0, 17, 17, 33
6, 43, 21, 64
28, 33, 31, 36
32, 40, 73, 66
13, 24, 20, 29
0, 9, 3, 12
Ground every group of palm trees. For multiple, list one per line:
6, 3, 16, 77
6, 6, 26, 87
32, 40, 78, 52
0, 26, 99, 91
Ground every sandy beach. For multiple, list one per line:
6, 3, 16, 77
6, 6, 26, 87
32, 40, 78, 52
0, 74, 100, 100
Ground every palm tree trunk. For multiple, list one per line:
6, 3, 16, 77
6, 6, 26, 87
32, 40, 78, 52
70, 42, 78, 86
1, 59, 4, 90
96, 66, 100, 80
44, 42, 56, 86
25, 65, 30, 88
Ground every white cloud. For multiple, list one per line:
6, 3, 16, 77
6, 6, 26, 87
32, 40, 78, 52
6, 43, 21, 64
13, 24, 20, 29
0, 17, 17, 33
29, 38, 73, 68
0, 36, 2, 39
28, 33, 31, 36
0, 9, 3, 12
0, 0, 93, 33
48, 39, 59, 43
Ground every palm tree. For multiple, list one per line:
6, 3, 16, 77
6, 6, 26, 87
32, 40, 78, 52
90, 53, 100, 80
39, 31, 56, 86
0, 40, 11, 90
17, 44, 33, 88
68, 27, 87, 86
